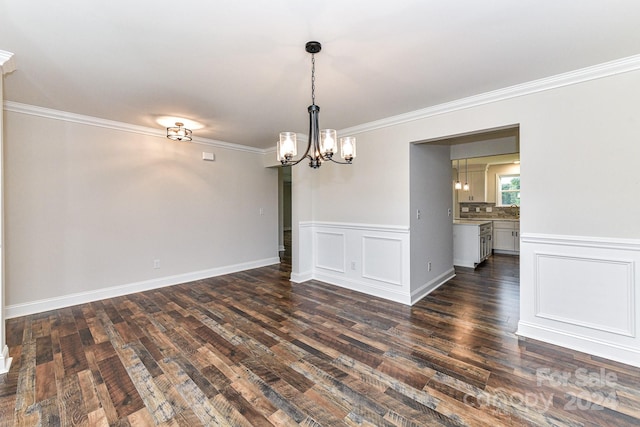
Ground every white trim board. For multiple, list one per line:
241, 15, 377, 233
411, 269, 456, 305
0, 345, 11, 375
313, 271, 412, 305
517, 321, 640, 369
0, 50, 16, 75
4, 257, 280, 319
3, 101, 263, 154
299, 221, 410, 234
340, 54, 640, 137
6, 54, 640, 154
521, 233, 640, 252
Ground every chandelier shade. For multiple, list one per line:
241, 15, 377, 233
167, 122, 192, 141
340, 136, 356, 161
277, 41, 356, 169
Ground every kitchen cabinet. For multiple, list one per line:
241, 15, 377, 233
458, 171, 485, 202
493, 220, 520, 253
453, 221, 493, 268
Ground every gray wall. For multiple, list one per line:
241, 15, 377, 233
409, 143, 454, 295
4, 110, 279, 309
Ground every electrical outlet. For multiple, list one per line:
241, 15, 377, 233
416, 209, 421, 219
153, 259, 160, 269
351, 261, 356, 270
486, 207, 493, 213
428, 262, 432, 272
447, 208, 452, 216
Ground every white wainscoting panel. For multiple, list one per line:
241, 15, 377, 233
518, 233, 640, 368
316, 232, 346, 273
362, 236, 403, 286
295, 222, 412, 304
535, 253, 634, 337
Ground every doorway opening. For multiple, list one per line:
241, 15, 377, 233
426, 125, 521, 267
278, 167, 292, 272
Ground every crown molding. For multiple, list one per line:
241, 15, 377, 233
339, 54, 640, 137
0, 50, 16, 75
5, 54, 640, 152
2, 101, 263, 154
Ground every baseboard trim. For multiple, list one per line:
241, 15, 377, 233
290, 271, 313, 283
493, 249, 519, 255
292, 268, 455, 306
517, 321, 640, 369
312, 272, 411, 305
5, 257, 280, 319
0, 345, 12, 374
410, 268, 456, 305
453, 258, 476, 269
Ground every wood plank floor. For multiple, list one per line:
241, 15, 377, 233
1, 253, 640, 426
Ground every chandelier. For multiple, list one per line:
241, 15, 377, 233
166, 122, 192, 141
277, 41, 356, 169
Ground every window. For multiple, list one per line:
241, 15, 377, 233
497, 174, 520, 206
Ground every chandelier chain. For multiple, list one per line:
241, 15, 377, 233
311, 53, 316, 105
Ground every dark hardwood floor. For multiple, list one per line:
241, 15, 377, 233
1, 250, 639, 426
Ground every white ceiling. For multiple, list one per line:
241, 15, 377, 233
2, 1, 640, 149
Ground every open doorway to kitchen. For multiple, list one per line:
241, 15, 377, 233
451, 130, 520, 268
425, 125, 520, 270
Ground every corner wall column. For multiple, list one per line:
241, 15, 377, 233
0, 50, 15, 374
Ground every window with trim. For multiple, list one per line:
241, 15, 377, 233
497, 174, 520, 206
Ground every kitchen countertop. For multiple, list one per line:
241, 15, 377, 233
457, 218, 519, 222
453, 219, 492, 225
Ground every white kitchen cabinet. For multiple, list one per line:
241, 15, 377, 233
453, 221, 492, 268
493, 220, 520, 253
458, 171, 485, 202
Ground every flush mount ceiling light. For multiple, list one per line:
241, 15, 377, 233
166, 122, 192, 141
277, 41, 356, 169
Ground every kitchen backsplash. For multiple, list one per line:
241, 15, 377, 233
459, 202, 519, 219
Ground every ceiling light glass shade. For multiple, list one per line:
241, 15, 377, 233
278, 132, 297, 162
320, 129, 337, 156
340, 136, 356, 161
278, 41, 355, 169
454, 181, 462, 190
462, 158, 469, 191
167, 122, 192, 141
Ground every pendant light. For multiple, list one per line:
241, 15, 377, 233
463, 158, 470, 191
454, 159, 462, 190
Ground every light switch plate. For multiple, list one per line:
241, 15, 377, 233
202, 152, 215, 161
